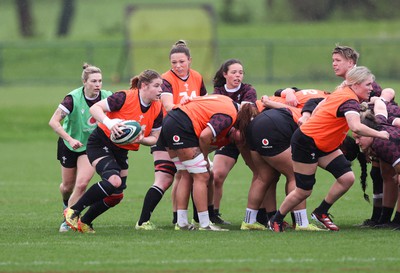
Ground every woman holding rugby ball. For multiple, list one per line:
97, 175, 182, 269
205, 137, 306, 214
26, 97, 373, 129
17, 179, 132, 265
64, 69, 163, 233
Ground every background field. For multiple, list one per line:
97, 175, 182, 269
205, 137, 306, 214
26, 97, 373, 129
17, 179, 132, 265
1, 0, 400, 86
2, 85, 400, 273
1, 1, 400, 272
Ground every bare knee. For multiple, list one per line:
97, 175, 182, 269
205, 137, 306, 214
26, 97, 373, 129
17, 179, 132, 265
108, 175, 122, 188
213, 169, 228, 188
293, 187, 312, 200
60, 180, 74, 195
153, 172, 174, 191
73, 179, 91, 195
337, 172, 355, 189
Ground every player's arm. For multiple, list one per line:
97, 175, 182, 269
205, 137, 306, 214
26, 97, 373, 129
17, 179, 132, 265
137, 110, 163, 146
48, 97, 83, 150
199, 126, 214, 163
49, 108, 74, 143
346, 112, 389, 140
261, 95, 291, 109
161, 93, 175, 112
90, 98, 123, 136
160, 79, 175, 111
137, 129, 160, 146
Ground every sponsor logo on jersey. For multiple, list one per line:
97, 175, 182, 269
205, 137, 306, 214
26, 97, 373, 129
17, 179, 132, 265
261, 138, 272, 149
172, 135, 183, 146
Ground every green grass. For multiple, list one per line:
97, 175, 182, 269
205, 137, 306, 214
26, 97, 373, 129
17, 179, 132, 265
1, 84, 400, 273
1, 2, 400, 271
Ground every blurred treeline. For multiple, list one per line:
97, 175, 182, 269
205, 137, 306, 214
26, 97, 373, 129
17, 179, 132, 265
12, 0, 400, 38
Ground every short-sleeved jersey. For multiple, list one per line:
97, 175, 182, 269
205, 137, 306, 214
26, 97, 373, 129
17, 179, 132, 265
300, 86, 359, 152
371, 115, 400, 167
369, 81, 383, 98
383, 102, 400, 125
61, 87, 112, 152
364, 100, 400, 125
213, 83, 257, 104
161, 69, 207, 107
176, 94, 238, 140
98, 88, 162, 151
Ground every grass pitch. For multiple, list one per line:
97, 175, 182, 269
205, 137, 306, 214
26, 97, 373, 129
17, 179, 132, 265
0, 85, 399, 273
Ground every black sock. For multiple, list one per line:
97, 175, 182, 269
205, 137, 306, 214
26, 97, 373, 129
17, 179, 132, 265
138, 186, 164, 225
371, 206, 382, 222
81, 200, 110, 225
172, 211, 177, 224
256, 208, 267, 224
192, 193, 198, 222
71, 180, 116, 212
63, 199, 69, 208
290, 212, 296, 226
378, 206, 394, 224
266, 210, 277, 222
274, 210, 286, 222
371, 165, 383, 222
314, 199, 332, 214
208, 204, 215, 219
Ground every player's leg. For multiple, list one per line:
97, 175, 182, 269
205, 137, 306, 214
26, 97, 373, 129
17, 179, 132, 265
68, 154, 95, 206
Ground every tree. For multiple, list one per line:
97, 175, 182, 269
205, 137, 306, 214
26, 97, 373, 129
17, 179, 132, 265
288, 0, 335, 21
57, 0, 75, 36
220, 0, 252, 23
15, 0, 34, 37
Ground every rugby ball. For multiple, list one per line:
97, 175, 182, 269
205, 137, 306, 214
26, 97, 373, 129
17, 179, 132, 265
110, 120, 142, 145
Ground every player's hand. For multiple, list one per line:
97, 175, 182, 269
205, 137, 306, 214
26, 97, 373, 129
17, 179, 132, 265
285, 89, 299, 107
180, 95, 193, 105
103, 117, 123, 131
379, 130, 390, 140
132, 130, 145, 144
69, 139, 83, 150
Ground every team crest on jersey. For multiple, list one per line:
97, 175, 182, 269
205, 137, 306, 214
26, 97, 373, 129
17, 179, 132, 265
87, 116, 97, 126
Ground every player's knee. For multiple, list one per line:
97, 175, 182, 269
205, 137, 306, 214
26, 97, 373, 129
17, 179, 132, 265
212, 168, 229, 186
337, 171, 355, 189
154, 159, 177, 176
108, 175, 123, 188
293, 187, 312, 200
104, 193, 124, 207
73, 182, 88, 195
95, 156, 121, 181
153, 175, 174, 191
60, 182, 74, 194
325, 155, 352, 179
295, 172, 316, 191
182, 154, 208, 174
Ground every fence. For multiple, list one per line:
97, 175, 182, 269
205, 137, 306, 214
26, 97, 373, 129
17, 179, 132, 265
0, 38, 399, 86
